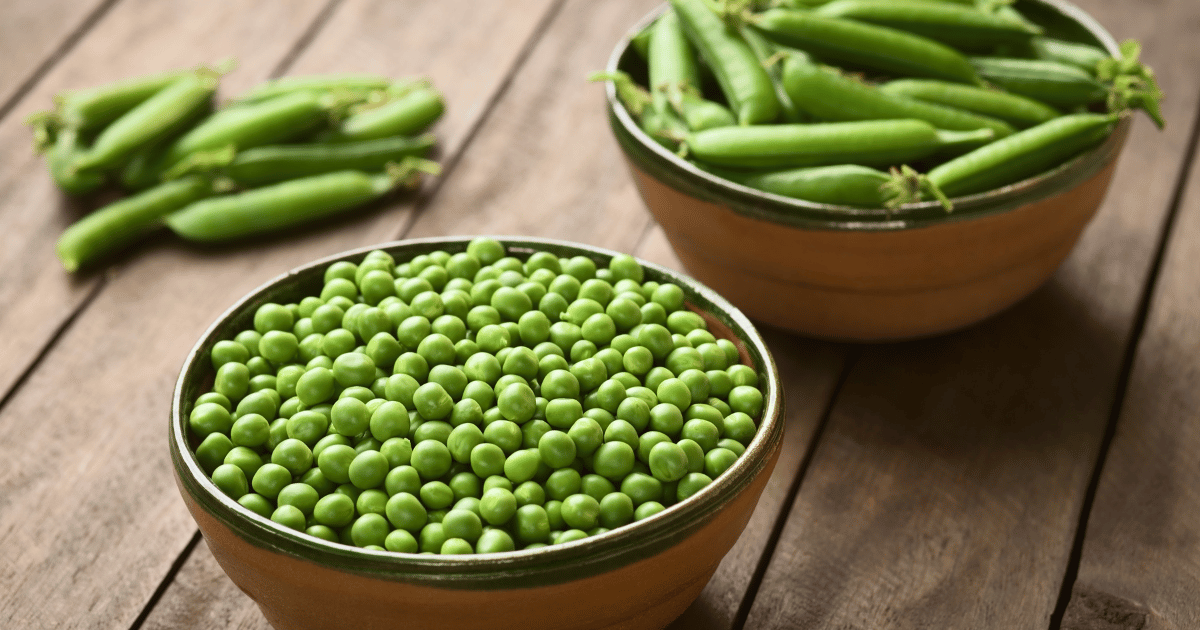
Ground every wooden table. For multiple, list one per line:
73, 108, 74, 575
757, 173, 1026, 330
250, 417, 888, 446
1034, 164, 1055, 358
1, 1, 1196, 628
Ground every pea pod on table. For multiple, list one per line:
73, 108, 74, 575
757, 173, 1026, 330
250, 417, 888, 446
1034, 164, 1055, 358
751, 8, 983, 85
219, 134, 438, 186
162, 89, 344, 170
685, 119, 993, 169
73, 67, 223, 173
56, 175, 220, 272
780, 57, 1015, 138
878, 79, 1060, 128
236, 73, 391, 104
813, 0, 1042, 51
320, 87, 444, 143
47, 128, 105, 196
670, 0, 780, 125
165, 159, 440, 242
928, 112, 1119, 197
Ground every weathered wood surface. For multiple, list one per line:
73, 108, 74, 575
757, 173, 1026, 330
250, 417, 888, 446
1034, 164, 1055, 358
1060, 90, 1200, 630
0, 0, 1196, 628
0, 0, 113, 112
741, 0, 1200, 627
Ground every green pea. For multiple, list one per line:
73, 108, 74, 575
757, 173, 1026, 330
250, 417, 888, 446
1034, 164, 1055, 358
620, 472, 663, 506
441, 508, 484, 543
598, 492, 634, 529
350, 513, 389, 548
421, 481, 454, 510
348, 450, 388, 489
704, 447, 739, 478
579, 474, 615, 502
723, 412, 757, 445
538, 430, 577, 469
213, 362, 250, 402
476, 529, 516, 554
677, 439, 706, 474
210, 340, 249, 370
195, 392, 231, 411
561, 494, 600, 530
635, 501, 665, 521
515, 504, 551, 544
271, 439, 313, 476
504, 449, 541, 484
189, 402, 232, 438
235, 493, 271, 518
283, 410, 326, 446
212, 463, 249, 499
317, 444, 356, 484
568, 417, 604, 458
676, 472, 713, 502
495, 382, 534, 423
448, 424, 486, 463
727, 364, 759, 388
729, 385, 765, 418
331, 352, 375, 388
418, 522, 447, 553
413, 382, 453, 421
592, 442, 635, 480
277, 482, 319, 516
271, 504, 307, 531
648, 442, 689, 483
295, 367, 335, 406
382, 466, 419, 498
514, 480, 546, 507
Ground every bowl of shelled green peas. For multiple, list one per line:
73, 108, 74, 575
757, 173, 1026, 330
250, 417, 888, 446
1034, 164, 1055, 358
171, 236, 782, 630
601, 0, 1163, 341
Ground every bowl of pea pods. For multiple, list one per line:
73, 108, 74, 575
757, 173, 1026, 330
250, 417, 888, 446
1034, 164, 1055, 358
600, 0, 1164, 341
171, 236, 783, 630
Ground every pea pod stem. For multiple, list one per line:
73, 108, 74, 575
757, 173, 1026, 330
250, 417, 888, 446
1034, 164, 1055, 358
47, 128, 105, 195
56, 175, 219, 272
671, 0, 780, 124
165, 158, 439, 242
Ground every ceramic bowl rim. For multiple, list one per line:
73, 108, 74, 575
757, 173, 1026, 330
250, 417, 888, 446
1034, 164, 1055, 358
603, 0, 1128, 232
171, 235, 783, 588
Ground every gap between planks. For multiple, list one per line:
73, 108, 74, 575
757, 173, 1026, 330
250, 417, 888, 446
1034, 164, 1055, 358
1047, 73, 1200, 630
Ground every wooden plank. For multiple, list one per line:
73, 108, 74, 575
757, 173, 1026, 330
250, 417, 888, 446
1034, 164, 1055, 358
740, 0, 1200, 628
1059, 113, 1200, 630
0, 1, 559, 628
402, 0, 660, 251
0, 0, 113, 111
0, 0, 335, 408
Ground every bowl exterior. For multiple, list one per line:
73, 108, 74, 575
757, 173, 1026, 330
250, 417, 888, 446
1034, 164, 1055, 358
628, 136, 1124, 340
171, 237, 784, 630
178, 440, 778, 630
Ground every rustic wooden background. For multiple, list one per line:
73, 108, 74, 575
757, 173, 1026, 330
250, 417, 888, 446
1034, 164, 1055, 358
0, 1, 1196, 629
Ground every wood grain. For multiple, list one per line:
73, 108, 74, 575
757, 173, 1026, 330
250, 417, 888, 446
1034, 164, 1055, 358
740, 0, 1200, 627
0, 0, 113, 110
402, 0, 659, 251
1060, 98, 1200, 630
0, 0, 334, 410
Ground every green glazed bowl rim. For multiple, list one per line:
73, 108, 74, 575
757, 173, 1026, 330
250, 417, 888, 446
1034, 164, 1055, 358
171, 236, 783, 589
604, 0, 1129, 232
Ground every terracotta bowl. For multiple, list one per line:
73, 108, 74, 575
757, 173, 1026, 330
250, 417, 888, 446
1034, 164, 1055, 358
171, 236, 783, 630
605, 0, 1131, 341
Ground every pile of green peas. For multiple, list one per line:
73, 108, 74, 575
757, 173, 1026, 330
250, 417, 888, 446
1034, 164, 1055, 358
188, 238, 765, 555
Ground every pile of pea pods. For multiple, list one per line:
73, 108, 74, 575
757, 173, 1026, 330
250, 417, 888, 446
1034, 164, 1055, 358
29, 62, 444, 272
603, 0, 1164, 210
189, 238, 767, 554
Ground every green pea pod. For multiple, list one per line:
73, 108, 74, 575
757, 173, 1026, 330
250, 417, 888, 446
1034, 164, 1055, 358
47, 128, 105, 196
1030, 37, 1109, 73
165, 159, 440, 242
780, 59, 1015, 137
54, 68, 192, 131
879, 79, 1060, 128
222, 134, 438, 186
686, 119, 993, 169
56, 175, 218, 272
648, 9, 701, 113
814, 0, 1040, 51
236, 73, 391, 104
751, 9, 982, 85
739, 25, 806, 123
74, 69, 222, 173
322, 88, 445, 143
631, 24, 654, 60
704, 163, 948, 209
673, 90, 736, 131
589, 71, 686, 147
117, 99, 216, 191
670, 0, 780, 124
641, 107, 690, 148
928, 112, 1118, 197
163, 90, 335, 169
970, 57, 1107, 108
